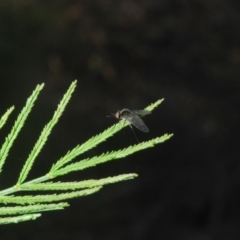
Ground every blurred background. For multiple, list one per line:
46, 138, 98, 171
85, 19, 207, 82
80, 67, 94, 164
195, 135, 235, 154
0, 0, 240, 239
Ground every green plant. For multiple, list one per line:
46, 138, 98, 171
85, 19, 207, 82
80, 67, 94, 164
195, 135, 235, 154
0, 81, 173, 224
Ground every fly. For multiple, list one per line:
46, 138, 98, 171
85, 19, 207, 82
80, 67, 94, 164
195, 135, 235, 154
114, 109, 151, 132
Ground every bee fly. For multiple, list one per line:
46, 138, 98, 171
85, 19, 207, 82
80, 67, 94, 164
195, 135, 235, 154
114, 109, 151, 132
108, 108, 151, 142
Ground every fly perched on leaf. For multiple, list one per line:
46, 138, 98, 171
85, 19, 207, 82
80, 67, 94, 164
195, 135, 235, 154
107, 108, 151, 142
114, 109, 151, 132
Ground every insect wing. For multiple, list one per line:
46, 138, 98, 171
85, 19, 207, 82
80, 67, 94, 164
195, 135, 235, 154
132, 110, 151, 117
125, 112, 149, 132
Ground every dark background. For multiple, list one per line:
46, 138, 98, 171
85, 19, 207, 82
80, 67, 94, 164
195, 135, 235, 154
0, 0, 240, 239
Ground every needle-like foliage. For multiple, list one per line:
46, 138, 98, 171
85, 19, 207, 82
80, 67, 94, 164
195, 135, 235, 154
0, 80, 173, 225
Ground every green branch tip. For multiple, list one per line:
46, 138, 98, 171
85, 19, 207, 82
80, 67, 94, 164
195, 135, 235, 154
51, 134, 173, 177
0, 106, 15, 130
0, 187, 102, 205
19, 174, 138, 191
0, 202, 69, 215
0, 214, 41, 224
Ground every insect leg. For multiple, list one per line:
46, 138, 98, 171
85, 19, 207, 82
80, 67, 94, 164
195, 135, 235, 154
128, 124, 139, 143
